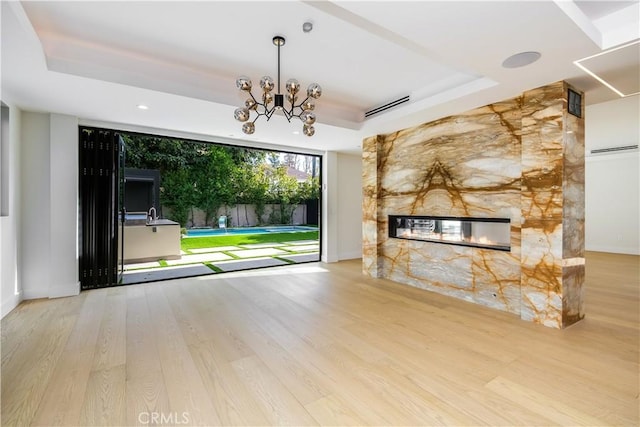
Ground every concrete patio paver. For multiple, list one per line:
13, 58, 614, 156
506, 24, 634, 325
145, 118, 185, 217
121, 237, 320, 283
166, 252, 233, 265
228, 248, 287, 258
189, 246, 242, 254
282, 240, 320, 245
123, 264, 213, 283
124, 261, 161, 270
281, 244, 318, 252
277, 253, 320, 263
238, 243, 286, 249
212, 257, 289, 272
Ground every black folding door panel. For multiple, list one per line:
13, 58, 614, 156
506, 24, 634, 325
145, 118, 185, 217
79, 128, 120, 289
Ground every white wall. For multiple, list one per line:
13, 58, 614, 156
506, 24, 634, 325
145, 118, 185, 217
21, 112, 52, 299
1, 102, 23, 317
585, 96, 640, 255
49, 114, 80, 297
322, 151, 339, 262
20, 112, 79, 300
336, 153, 363, 260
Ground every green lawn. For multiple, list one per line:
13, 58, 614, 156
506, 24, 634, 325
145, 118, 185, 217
180, 230, 319, 251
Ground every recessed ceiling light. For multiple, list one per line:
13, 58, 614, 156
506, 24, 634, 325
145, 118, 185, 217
502, 51, 541, 68
137, 104, 149, 110
293, 131, 300, 135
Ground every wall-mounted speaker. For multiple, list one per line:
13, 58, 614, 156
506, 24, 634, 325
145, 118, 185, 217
568, 88, 582, 118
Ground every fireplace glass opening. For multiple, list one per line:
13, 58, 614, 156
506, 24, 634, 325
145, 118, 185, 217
388, 215, 511, 251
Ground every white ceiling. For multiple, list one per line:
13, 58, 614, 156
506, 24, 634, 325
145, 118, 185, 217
2, 1, 639, 154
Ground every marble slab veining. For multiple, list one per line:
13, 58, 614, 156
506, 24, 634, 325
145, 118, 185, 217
363, 81, 585, 328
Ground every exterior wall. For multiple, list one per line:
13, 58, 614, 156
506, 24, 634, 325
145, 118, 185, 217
362, 81, 585, 328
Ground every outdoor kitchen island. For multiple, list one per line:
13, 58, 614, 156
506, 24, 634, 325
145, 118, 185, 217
119, 217, 181, 264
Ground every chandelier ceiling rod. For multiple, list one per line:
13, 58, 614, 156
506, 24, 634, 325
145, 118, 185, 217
234, 35, 322, 137
276, 36, 282, 94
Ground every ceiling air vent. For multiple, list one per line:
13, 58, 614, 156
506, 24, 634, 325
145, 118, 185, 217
365, 95, 410, 118
590, 145, 638, 155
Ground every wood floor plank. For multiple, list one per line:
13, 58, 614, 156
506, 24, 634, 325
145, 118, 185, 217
210, 284, 334, 405
79, 365, 126, 426
214, 281, 402, 425
1, 252, 638, 426
124, 285, 171, 426
145, 284, 222, 425
91, 288, 127, 371
188, 340, 271, 426
31, 289, 108, 426
407, 371, 554, 426
304, 393, 370, 426
164, 282, 254, 362
1, 296, 83, 379
1, 299, 80, 426
498, 355, 638, 425
486, 375, 609, 426
231, 355, 318, 426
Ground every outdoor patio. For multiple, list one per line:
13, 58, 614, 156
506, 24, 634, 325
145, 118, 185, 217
121, 239, 319, 284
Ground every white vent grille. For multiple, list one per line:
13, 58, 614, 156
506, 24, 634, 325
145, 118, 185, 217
365, 96, 410, 118
590, 145, 638, 155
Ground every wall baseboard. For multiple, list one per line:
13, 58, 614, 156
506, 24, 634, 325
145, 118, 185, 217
1, 292, 22, 319
339, 250, 362, 260
586, 245, 640, 256
48, 281, 81, 299
321, 254, 339, 263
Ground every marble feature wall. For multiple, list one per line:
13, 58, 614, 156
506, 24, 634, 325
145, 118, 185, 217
520, 81, 585, 327
362, 135, 383, 278
362, 81, 585, 328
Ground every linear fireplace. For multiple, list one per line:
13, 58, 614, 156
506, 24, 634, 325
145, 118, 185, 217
388, 215, 511, 251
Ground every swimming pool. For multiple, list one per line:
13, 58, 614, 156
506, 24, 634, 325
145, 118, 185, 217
185, 225, 317, 237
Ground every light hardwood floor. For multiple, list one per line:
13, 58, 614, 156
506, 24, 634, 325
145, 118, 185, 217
2, 251, 638, 426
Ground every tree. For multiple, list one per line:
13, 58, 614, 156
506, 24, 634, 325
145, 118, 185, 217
161, 168, 196, 227
246, 164, 271, 225
122, 133, 320, 228
267, 165, 300, 224
122, 134, 201, 173
283, 153, 298, 169
267, 152, 280, 167
193, 145, 236, 227
297, 176, 320, 224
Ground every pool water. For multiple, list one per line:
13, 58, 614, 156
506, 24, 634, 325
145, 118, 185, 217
185, 225, 317, 237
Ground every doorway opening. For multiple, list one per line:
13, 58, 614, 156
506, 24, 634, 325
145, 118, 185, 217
78, 127, 322, 289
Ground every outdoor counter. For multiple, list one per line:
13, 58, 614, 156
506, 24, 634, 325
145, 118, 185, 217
119, 219, 181, 263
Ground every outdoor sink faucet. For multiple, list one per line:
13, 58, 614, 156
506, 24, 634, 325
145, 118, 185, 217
148, 206, 157, 222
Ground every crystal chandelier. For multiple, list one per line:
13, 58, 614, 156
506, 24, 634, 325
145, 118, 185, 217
234, 36, 322, 137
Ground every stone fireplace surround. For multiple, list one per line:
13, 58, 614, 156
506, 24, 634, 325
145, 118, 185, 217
362, 81, 585, 329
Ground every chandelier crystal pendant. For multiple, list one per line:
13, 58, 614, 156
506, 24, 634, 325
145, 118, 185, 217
234, 36, 322, 137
